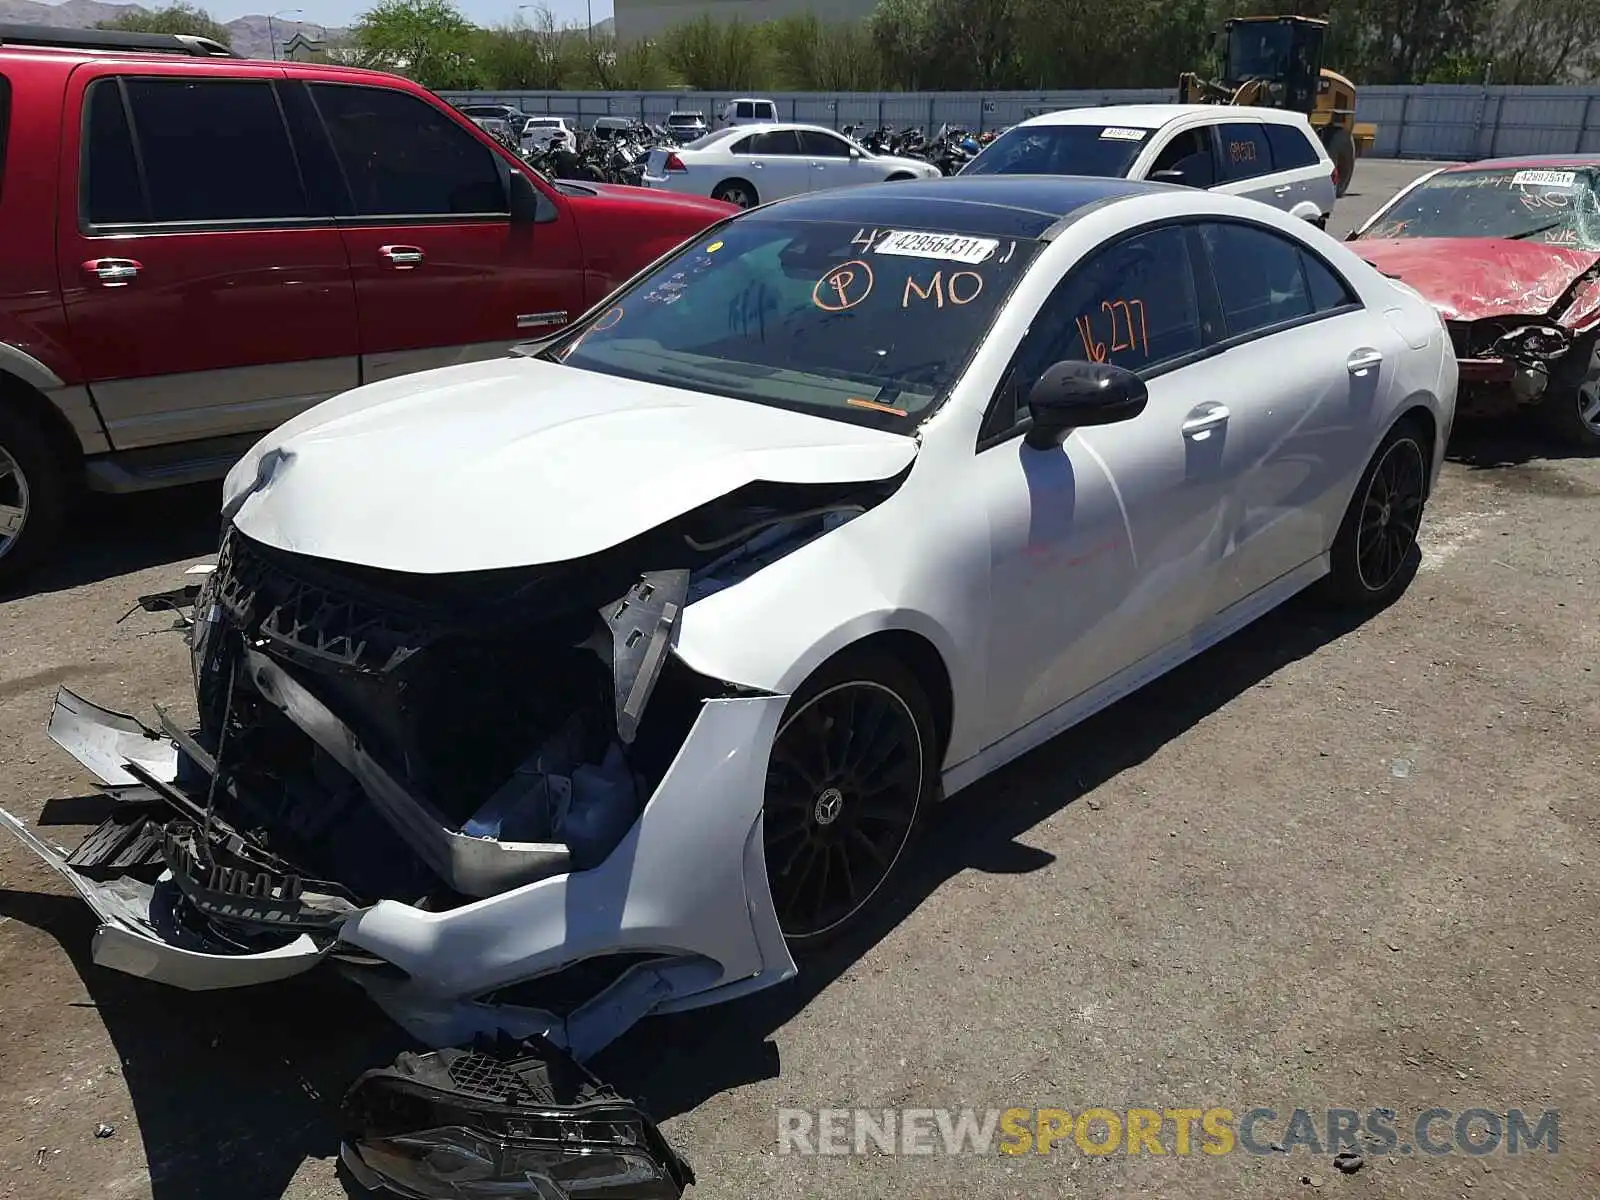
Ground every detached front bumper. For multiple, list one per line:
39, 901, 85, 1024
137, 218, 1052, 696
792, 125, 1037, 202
2, 684, 796, 1057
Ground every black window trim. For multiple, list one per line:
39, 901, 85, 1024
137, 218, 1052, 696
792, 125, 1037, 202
78, 73, 328, 236
0, 73, 11, 206
977, 213, 1364, 452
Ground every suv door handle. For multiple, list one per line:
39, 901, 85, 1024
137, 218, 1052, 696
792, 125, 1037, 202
1182, 402, 1231, 438
1347, 347, 1384, 374
1273, 184, 1294, 194
379, 245, 425, 268
82, 258, 141, 286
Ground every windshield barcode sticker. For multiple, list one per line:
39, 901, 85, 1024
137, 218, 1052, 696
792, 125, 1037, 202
1100, 127, 1147, 141
874, 231, 999, 264
1512, 169, 1576, 189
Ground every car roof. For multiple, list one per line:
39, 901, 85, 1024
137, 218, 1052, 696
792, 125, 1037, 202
1017, 103, 1311, 131
753, 174, 1172, 240
1439, 154, 1600, 171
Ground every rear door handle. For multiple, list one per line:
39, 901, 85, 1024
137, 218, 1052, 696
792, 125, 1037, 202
82, 257, 141, 286
1347, 347, 1384, 374
1182, 403, 1231, 438
379, 245, 425, 268
1273, 184, 1294, 194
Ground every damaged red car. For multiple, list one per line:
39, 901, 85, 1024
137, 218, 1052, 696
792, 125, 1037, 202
1347, 156, 1600, 448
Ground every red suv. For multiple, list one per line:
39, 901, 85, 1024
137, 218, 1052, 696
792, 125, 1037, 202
0, 25, 736, 585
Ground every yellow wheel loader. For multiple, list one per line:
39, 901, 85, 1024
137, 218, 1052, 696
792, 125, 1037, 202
1178, 14, 1377, 198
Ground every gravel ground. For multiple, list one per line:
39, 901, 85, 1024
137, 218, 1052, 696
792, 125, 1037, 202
2, 158, 1597, 1200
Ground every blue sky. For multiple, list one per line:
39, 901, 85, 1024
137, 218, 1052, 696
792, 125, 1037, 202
201, 0, 613, 30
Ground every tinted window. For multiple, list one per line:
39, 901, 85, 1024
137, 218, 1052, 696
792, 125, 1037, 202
311, 83, 506, 216
552, 218, 1041, 433
1147, 127, 1216, 187
963, 123, 1151, 179
798, 130, 850, 157
991, 225, 1201, 430
754, 102, 776, 119
120, 77, 307, 223
743, 129, 802, 154
1199, 222, 1313, 335
84, 80, 145, 224
1303, 251, 1357, 312
736, 102, 754, 118
1264, 123, 1318, 170
1218, 123, 1272, 181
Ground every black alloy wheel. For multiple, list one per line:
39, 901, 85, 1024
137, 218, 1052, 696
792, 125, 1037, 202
763, 659, 933, 947
1354, 434, 1427, 594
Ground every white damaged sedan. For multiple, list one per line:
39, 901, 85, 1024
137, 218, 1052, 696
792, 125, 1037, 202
5, 177, 1456, 1064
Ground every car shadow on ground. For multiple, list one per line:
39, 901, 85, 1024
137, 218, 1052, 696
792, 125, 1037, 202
1445, 414, 1596, 470
0, 483, 222, 602
0, 576, 1395, 1199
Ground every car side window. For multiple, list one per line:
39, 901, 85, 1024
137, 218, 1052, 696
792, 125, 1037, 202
746, 129, 802, 154
798, 130, 850, 157
986, 225, 1203, 435
1263, 123, 1318, 170
736, 102, 754, 119
87, 77, 308, 225
1197, 221, 1314, 336
1303, 250, 1359, 312
1148, 127, 1216, 187
310, 83, 506, 217
1218, 122, 1272, 182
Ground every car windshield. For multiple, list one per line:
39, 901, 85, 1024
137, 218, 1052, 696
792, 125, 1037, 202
546, 216, 1042, 432
1359, 167, 1600, 249
961, 124, 1152, 178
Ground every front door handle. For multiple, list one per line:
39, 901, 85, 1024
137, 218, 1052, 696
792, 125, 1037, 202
379, 245, 425, 268
82, 258, 141, 286
1182, 403, 1231, 438
1273, 184, 1294, 194
1347, 347, 1384, 374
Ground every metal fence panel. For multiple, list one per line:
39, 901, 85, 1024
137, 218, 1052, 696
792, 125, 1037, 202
439, 84, 1600, 160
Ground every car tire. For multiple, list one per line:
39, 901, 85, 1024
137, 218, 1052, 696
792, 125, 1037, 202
1536, 334, 1600, 450
763, 648, 937, 952
1327, 128, 1356, 199
711, 179, 758, 208
0, 402, 69, 592
1320, 416, 1431, 609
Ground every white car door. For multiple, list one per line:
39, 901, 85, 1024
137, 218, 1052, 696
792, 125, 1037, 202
971, 223, 1247, 744
796, 129, 872, 192
1188, 218, 1408, 607
727, 128, 811, 201
1261, 123, 1337, 219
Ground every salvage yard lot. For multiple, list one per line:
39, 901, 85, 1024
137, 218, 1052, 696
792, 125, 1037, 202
1, 159, 1596, 1200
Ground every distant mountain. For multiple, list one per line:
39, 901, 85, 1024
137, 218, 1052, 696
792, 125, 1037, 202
0, 0, 349, 59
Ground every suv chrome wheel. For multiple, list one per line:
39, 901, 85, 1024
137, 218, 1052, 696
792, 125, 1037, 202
0, 441, 30, 562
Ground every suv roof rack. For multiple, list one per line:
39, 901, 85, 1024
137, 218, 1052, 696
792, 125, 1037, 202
0, 23, 243, 58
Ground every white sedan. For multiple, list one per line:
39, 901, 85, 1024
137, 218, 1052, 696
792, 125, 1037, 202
642, 121, 941, 207
3, 175, 1454, 1194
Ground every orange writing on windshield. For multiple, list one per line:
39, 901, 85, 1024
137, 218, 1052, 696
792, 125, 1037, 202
901, 269, 985, 308
814, 260, 874, 311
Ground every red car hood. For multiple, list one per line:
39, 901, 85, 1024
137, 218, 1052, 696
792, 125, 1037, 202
1354, 236, 1600, 321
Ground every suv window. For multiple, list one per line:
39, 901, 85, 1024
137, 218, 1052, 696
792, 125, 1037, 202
310, 83, 507, 217
988, 224, 1203, 432
1147, 127, 1215, 187
85, 77, 307, 225
736, 102, 754, 119
797, 130, 850, 157
737, 129, 801, 154
1263, 123, 1318, 170
1197, 221, 1316, 335
1219, 122, 1272, 182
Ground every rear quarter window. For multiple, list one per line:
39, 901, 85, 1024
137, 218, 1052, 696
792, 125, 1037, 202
1264, 123, 1319, 170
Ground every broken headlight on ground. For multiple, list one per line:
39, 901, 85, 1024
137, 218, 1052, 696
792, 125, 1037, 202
341, 1034, 694, 1200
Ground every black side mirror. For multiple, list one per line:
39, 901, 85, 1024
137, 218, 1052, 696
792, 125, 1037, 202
1344, 230, 1359, 241
1024, 360, 1148, 449
509, 170, 551, 224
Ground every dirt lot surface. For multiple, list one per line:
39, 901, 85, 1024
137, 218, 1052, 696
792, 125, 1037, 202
2, 158, 1597, 1200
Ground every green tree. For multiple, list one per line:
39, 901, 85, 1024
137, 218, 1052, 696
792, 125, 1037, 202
661, 13, 767, 89
475, 6, 574, 89
96, 3, 231, 45
351, 0, 480, 89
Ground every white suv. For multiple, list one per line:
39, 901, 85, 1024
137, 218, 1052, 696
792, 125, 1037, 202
961, 104, 1337, 226
717, 97, 778, 127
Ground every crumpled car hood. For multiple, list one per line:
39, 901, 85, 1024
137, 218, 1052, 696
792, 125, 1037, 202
1354, 236, 1600, 321
224, 356, 917, 574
